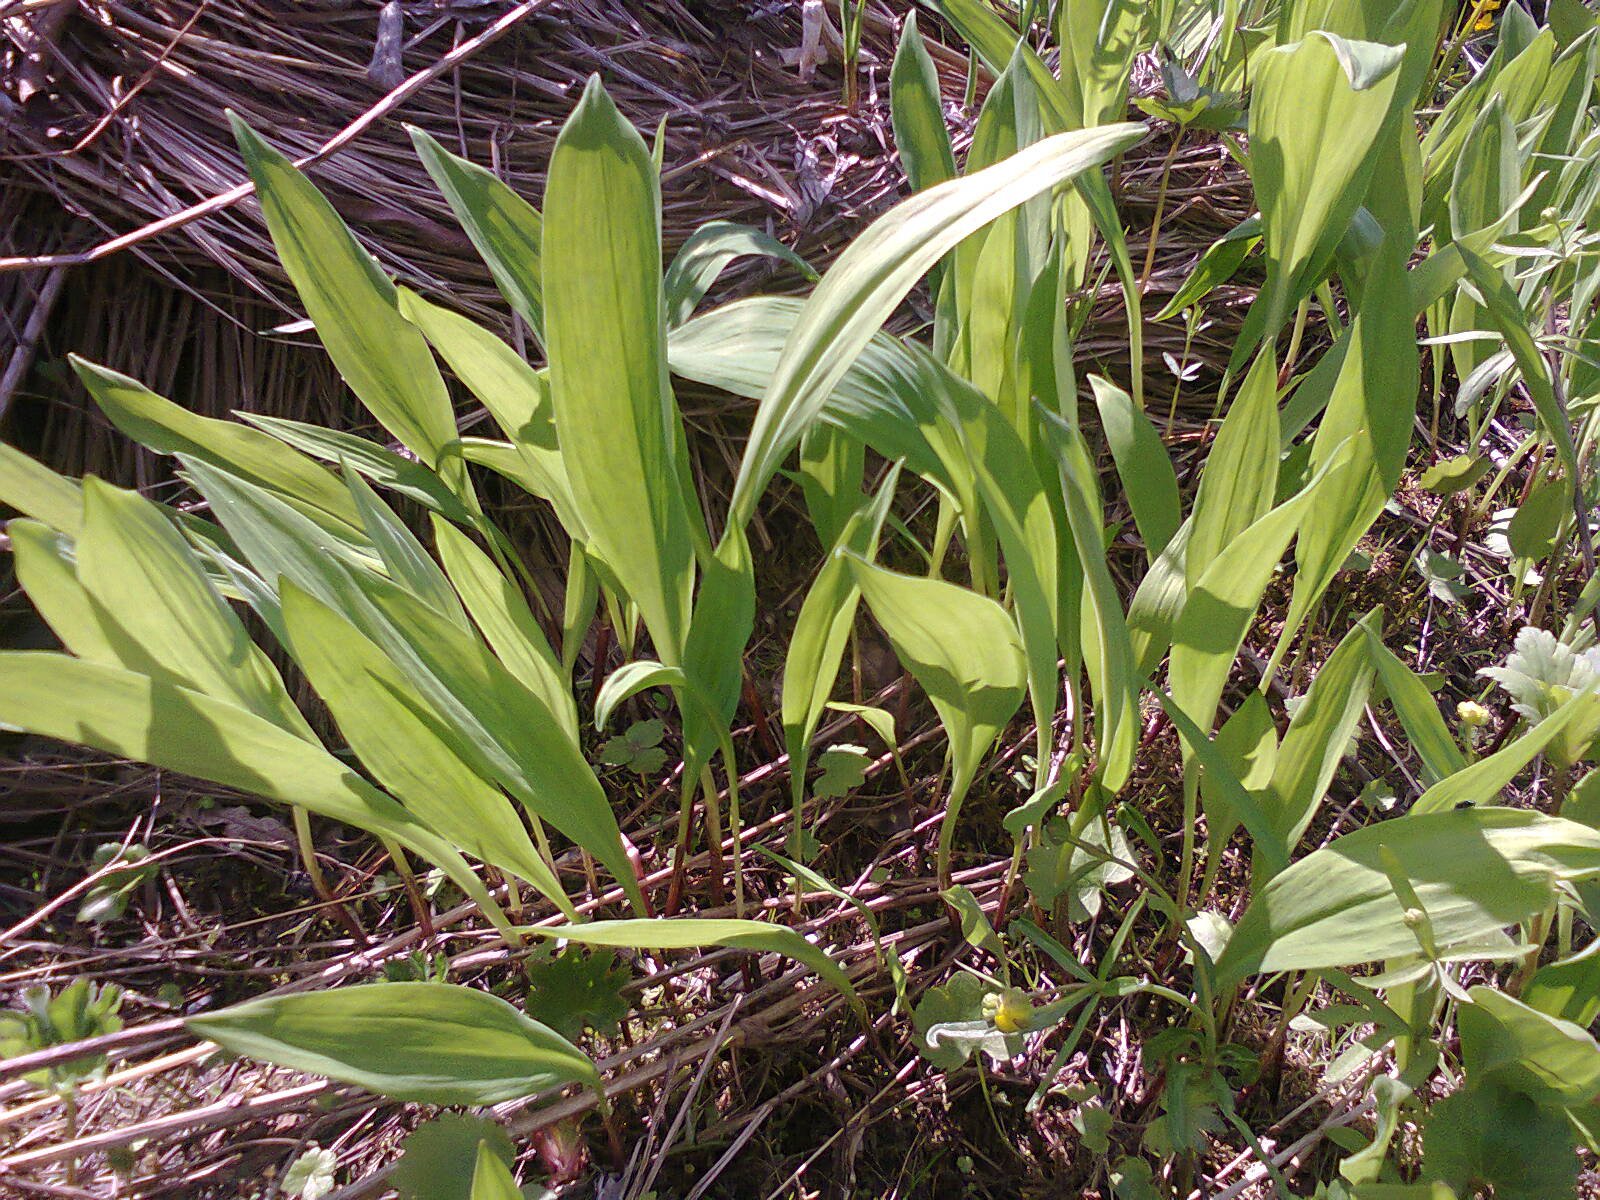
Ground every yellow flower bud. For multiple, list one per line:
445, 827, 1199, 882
1457, 700, 1491, 728
985, 987, 1034, 1034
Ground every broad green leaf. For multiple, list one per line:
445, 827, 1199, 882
410, 127, 545, 344
188, 983, 597, 1106
433, 519, 575, 738
1092, 377, 1179, 563
1276, 246, 1417, 664
728, 120, 1145, 526
1153, 219, 1260, 322
1159, 694, 1288, 873
239, 413, 474, 524
1507, 474, 1572, 561
953, 51, 1049, 431
1261, 618, 1374, 863
76, 479, 308, 736
280, 582, 573, 917
0, 652, 506, 932
1127, 521, 1190, 678
1056, 0, 1145, 126
178, 458, 645, 913
914, 351, 1058, 776
524, 918, 858, 1007
1169, 456, 1337, 736
1244, 32, 1405, 347
1449, 95, 1519, 242
1209, 690, 1278, 842
561, 541, 599, 676
798, 422, 866, 551
1422, 27, 1555, 212
70, 357, 359, 531
1523, 939, 1600, 1026
1418, 454, 1491, 496
0, 442, 83, 537
783, 467, 900, 810
669, 296, 949, 485
680, 522, 756, 775
1459, 985, 1600, 1105
395, 288, 582, 537
932, 0, 1039, 100
848, 554, 1027, 878
230, 116, 457, 468
333, 576, 645, 914
663, 221, 815, 327
1039, 408, 1139, 790
1217, 808, 1600, 984
343, 469, 468, 630
890, 13, 957, 193
593, 660, 687, 733
1423, 1079, 1576, 1200
392, 1117, 515, 1200
543, 76, 698, 661
9, 519, 116, 664
1188, 348, 1279, 584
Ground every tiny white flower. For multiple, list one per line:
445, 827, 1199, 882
1479, 626, 1600, 723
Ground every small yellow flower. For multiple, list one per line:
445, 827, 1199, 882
1473, 0, 1501, 32
983, 988, 1034, 1034
1457, 700, 1491, 728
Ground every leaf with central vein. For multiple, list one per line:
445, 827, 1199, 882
188, 983, 597, 1107
890, 13, 957, 194
681, 524, 756, 783
1274, 245, 1417, 665
910, 347, 1058, 777
230, 116, 457, 469
9, 520, 116, 664
1169, 446, 1348, 737
179, 458, 644, 914
1188, 348, 1280, 585
1092, 378, 1180, 564
783, 466, 901, 810
0, 653, 507, 934
433, 518, 576, 739
1243, 33, 1405, 350
1260, 618, 1375, 867
1412, 687, 1600, 815
1217, 809, 1600, 985
848, 554, 1027, 865
471, 1142, 522, 1200
280, 582, 574, 918
343, 469, 469, 631
1362, 619, 1466, 786
396, 288, 584, 540
543, 76, 698, 662
339, 575, 645, 916
1039, 408, 1139, 792
728, 121, 1145, 527
1458, 245, 1579, 475
663, 221, 816, 328
0, 443, 84, 537
71, 357, 360, 533
410, 127, 546, 345
76, 479, 309, 737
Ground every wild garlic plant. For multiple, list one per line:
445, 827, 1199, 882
9, 0, 1600, 1193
